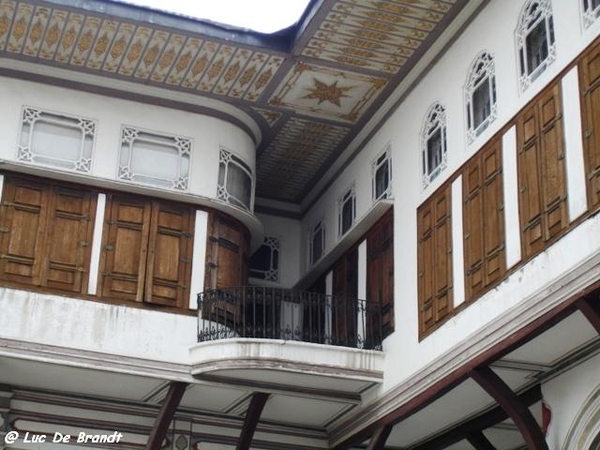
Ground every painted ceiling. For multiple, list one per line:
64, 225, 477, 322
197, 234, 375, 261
0, 0, 464, 207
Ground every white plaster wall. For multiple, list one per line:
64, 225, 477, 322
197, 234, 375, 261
0, 76, 255, 201
0, 288, 197, 363
253, 213, 302, 289
543, 353, 600, 450
300, 0, 600, 394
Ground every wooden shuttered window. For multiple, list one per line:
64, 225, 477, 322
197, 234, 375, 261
516, 82, 568, 259
417, 185, 452, 336
205, 213, 250, 290
463, 137, 506, 302
332, 247, 358, 347
0, 176, 95, 293
101, 195, 194, 308
580, 38, 600, 209
366, 209, 394, 338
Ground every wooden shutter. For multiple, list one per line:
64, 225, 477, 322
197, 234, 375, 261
517, 81, 567, 259
463, 156, 485, 300
205, 213, 249, 289
332, 248, 358, 346
433, 186, 452, 322
145, 202, 194, 307
367, 209, 394, 338
42, 185, 95, 292
580, 38, 600, 209
463, 138, 506, 302
0, 177, 49, 285
101, 195, 151, 302
481, 139, 505, 287
417, 199, 435, 333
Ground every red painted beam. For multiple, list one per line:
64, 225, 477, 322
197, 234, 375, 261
467, 431, 497, 450
366, 425, 393, 450
471, 367, 548, 450
236, 392, 270, 450
146, 382, 188, 450
577, 296, 600, 334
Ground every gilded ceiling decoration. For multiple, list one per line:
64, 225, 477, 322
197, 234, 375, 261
0, 0, 463, 205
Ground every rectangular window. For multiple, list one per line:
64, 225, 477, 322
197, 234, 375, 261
372, 147, 392, 201
417, 185, 452, 337
583, 0, 600, 27
100, 195, 194, 308
19, 107, 95, 173
0, 175, 96, 293
310, 220, 325, 266
119, 127, 191, 191
249, 236, 280, 282
338, 186, 356, 236
427, 129, 443, 176
218, 148, 253, 211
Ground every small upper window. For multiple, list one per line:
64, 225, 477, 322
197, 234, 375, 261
217, 148, 253, 211
421, 103, 447, 187
119, 126, 191, 191
583, 0, 600, 27
338, 185, 356, 237
372, 145, 392, 201
310, 220, 325, 266
465, 52, 497, 142
516, 0, 556, 90
18, 107, 95, 173
249, 236, 280, 282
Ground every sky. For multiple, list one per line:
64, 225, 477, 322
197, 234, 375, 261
111, 0, 312, 33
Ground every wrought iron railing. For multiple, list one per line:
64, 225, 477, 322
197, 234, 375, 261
197, 287, 383, 350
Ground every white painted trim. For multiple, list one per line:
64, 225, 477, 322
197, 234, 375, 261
326, 271, 333, 345
0, 174, 4, 201
358, 240, 367, 344
502, 126, 522, 269
452, 176, 465, 308
189, 210, 208, 310
87, 193, 105, 295
562, 67, 588, 222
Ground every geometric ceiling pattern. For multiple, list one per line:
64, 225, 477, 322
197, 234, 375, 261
0, 0, 461, 204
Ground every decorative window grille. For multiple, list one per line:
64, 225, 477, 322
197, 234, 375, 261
583, 0, 600, 27
217, 148, 253, 211
18, 107, 95, 173
118, 127, 190, 191
516, 0, 556, 90
310, 220, 325, 266
421, 103, 447, 187
465, 52, 497, 142
249, 236, 280, 282
372, 145, 392, 201
338, 185, 356, 237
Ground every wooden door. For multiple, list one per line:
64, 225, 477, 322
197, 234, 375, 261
332, 248, 358, 346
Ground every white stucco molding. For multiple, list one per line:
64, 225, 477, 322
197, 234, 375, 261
561, 384, 600, 450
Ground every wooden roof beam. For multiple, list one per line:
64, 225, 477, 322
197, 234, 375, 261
470, 367, 548, 450
577, 295, 600, 334
466, 431, 497, 450
366, 425, 393, 450
236, 392, 270, 450
146, 382, 188, 450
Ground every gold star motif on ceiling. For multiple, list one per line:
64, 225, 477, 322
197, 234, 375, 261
303, 78, 354, 107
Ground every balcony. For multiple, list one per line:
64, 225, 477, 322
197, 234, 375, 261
197, 286, 383, 350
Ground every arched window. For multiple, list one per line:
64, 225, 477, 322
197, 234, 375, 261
582, 0, 600, 28
516, 0, 556, 90
421, 103, 447, 186
465, 52, 497, 142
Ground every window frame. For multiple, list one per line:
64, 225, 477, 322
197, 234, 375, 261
465, 52, 497, 143
582, 0, 600, 28
338, 185, 357, 237
309, 219, 325, 267
516, 0, 556, 90
372, 145, 392, 201
18, 106, 96, 174
421, 103, 448, 188
249, 236, 281, 283
217, 147, 254, 212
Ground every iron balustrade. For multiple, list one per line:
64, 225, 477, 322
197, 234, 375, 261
197, 286, 383, 350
